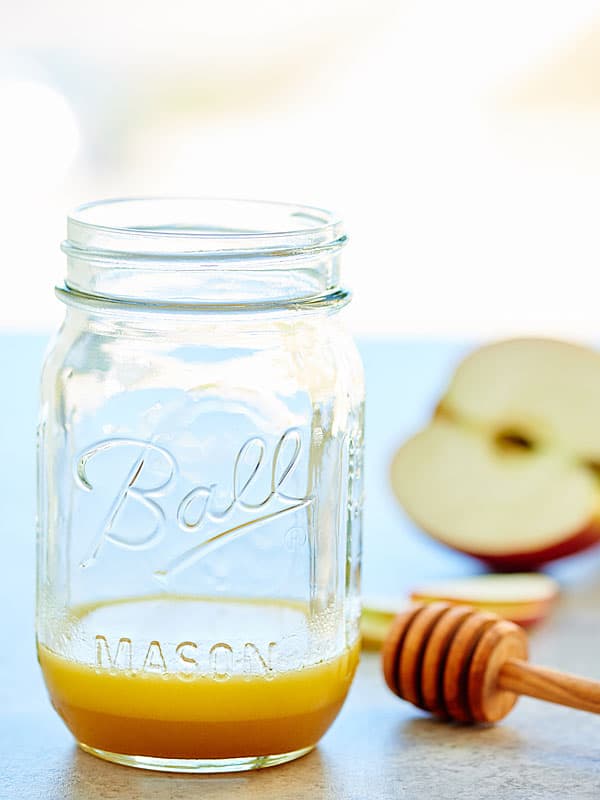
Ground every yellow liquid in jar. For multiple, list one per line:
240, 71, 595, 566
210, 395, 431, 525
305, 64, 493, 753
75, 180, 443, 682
38, 596, 359, 760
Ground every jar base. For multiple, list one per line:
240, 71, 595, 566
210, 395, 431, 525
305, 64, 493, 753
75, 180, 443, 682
78, 742, 315, 773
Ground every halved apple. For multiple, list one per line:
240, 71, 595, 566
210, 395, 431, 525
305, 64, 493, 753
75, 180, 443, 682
391, 339, 600, 569
441, 338, 600, 462
410, 573, 559, 627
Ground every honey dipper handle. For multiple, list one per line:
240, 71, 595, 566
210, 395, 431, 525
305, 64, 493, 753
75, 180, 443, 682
498, 659, 600, 715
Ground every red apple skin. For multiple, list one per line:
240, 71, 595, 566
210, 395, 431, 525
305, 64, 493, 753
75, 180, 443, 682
509, 610, 553, 628
478, 522, 600, 571
419, 521, 600, 572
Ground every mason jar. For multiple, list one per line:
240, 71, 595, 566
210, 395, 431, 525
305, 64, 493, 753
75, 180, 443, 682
36, 197, 365, 773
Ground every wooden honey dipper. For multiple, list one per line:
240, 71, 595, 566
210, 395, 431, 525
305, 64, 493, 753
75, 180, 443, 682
382, 602, 600, 723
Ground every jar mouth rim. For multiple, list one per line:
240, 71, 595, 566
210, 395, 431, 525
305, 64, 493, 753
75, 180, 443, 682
64, 196, 346, 260
61, 196, 348, 308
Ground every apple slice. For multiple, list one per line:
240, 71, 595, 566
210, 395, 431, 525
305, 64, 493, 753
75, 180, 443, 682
391, 338, 600, 569
361, 597, 412, 650
410, 573, 559, 627
361, 574, 558, 650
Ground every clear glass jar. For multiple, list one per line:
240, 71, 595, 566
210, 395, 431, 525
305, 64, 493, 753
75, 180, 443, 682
36, 198, 365, 773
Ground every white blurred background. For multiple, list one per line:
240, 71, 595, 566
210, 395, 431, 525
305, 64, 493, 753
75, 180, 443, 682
2, 0, 600, 337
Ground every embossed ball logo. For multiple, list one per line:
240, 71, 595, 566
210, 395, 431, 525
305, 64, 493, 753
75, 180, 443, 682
74, 428, 314, 582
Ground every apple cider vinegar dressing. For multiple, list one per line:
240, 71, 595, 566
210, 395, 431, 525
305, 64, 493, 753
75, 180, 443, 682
37, 198, 365, 772
39, 596, 359, 765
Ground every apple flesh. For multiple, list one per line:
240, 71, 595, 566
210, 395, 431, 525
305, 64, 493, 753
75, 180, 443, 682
410, 573, 559, 628
391, 338, 600, 569
361, 597, 412, 650
362, 573, 558, 649
442, 338, 600, 462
